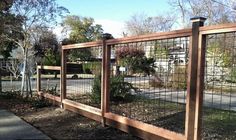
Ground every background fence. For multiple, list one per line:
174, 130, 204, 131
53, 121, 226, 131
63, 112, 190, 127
0, 74, 36, 93
12, 17, 236, 140
37, 66, 61, 102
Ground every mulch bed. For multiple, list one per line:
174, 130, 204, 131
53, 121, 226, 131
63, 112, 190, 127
0, 96, 140, 140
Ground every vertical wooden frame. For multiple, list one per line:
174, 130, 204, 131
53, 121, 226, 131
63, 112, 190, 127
37, 66, 41, 93
101, 33, 113, 126
61, 49, 67, 108
101, 39, 106, 125
185, 17, 206, 140
104, 44, 111, 113
194, 33, 206, 140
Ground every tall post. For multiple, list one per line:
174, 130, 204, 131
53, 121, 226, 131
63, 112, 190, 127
101, 33, 113, 126
185, 17, 206, 140
61, 49, 67, 108
36, 66, 41, 94
194, 24, 207, 140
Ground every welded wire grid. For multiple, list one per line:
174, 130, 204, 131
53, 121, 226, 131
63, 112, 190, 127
40, 69, 60, 96
202, 32, 236, 139
65, 46, 102, 108
110, 37, 189, 133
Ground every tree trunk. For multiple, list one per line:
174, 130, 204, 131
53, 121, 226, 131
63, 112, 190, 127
21, 54, 26, 95
21, 48, 32, 97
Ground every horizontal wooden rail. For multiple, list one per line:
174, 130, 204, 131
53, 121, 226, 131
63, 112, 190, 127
62, 99, 101, 116
62, 41, 103, 50
105, 112, 186, 140
37, 65, 61, 71
37, 92, 61, 106
39, 92, 61, 102
61, 29, 191, 50
199, 23, 236, 35
106, 28, 192, 45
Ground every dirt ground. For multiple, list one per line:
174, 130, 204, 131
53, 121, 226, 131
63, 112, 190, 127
0, 97, 140, 140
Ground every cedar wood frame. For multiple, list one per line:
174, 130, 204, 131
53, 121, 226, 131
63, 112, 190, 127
37, 18, 236, 140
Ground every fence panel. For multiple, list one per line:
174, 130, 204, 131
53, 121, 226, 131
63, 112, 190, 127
65, 46, 102, 109
37, 66, 61, 98
202, 31, 236, 140
109, 37, 189, 134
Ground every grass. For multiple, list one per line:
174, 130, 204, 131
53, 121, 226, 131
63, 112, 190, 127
202, 108, 236, 140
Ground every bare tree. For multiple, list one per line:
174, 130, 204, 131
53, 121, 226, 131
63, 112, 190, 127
169, 0, 236, 27
125, 13, 175, 36
0, 0, 68, 97
6, 59, 22, 80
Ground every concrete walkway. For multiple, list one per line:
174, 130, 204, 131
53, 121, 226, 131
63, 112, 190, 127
0, 110, 50, 140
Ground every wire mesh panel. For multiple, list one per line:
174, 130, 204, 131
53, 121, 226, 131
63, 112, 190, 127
109, 37, 189, 134
65, 46, 102, 109
202, 32, 236, 139
40, 69, 61, 97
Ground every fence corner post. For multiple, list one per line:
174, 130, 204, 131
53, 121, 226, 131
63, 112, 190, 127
185, 17, 206, 140
101, 33, 113, 126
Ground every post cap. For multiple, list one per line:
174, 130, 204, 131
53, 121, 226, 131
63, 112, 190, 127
190, 17, 207, 23
102, 33, 113, 40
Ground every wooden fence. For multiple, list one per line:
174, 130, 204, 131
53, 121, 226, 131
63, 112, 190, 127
37, 17, 236, 140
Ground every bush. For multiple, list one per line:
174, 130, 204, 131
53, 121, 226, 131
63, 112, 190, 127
71, 74, 79, 79
82, 62, 101, 75
0, 91, 21, 99
226, 68, 236, 83
169, 65, 187, 89
150, 75, 163, 88
90, 75, 136, 103
30, 97, 52, 108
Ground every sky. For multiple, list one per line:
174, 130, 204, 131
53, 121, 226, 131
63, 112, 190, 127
54, 0, 171, 38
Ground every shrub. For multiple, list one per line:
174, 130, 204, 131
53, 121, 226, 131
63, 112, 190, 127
30, 97, 52, 108
226, 68, 236, 83
90, 75, 137, 103
71, 74, 79, 79
169, 65, 187, 89
82, 62, 101, 75
115, 46, 145, 59
150, 75, 163, 88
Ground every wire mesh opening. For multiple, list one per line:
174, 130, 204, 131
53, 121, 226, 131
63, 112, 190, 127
202, 32, 236, 139
109, 37, 189, 133
65, 46, 102, 109
41, 69, 60, 97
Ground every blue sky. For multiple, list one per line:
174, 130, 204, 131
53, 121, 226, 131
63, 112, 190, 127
55, 0, 171, 38
57, 0, 170, 21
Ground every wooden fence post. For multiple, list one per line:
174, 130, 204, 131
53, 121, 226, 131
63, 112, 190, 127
101, 33, 113, 126
185, 17, 206, 140
37, 66, 41, 94
61, 49, 67, 108
194, 24, 207, 140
